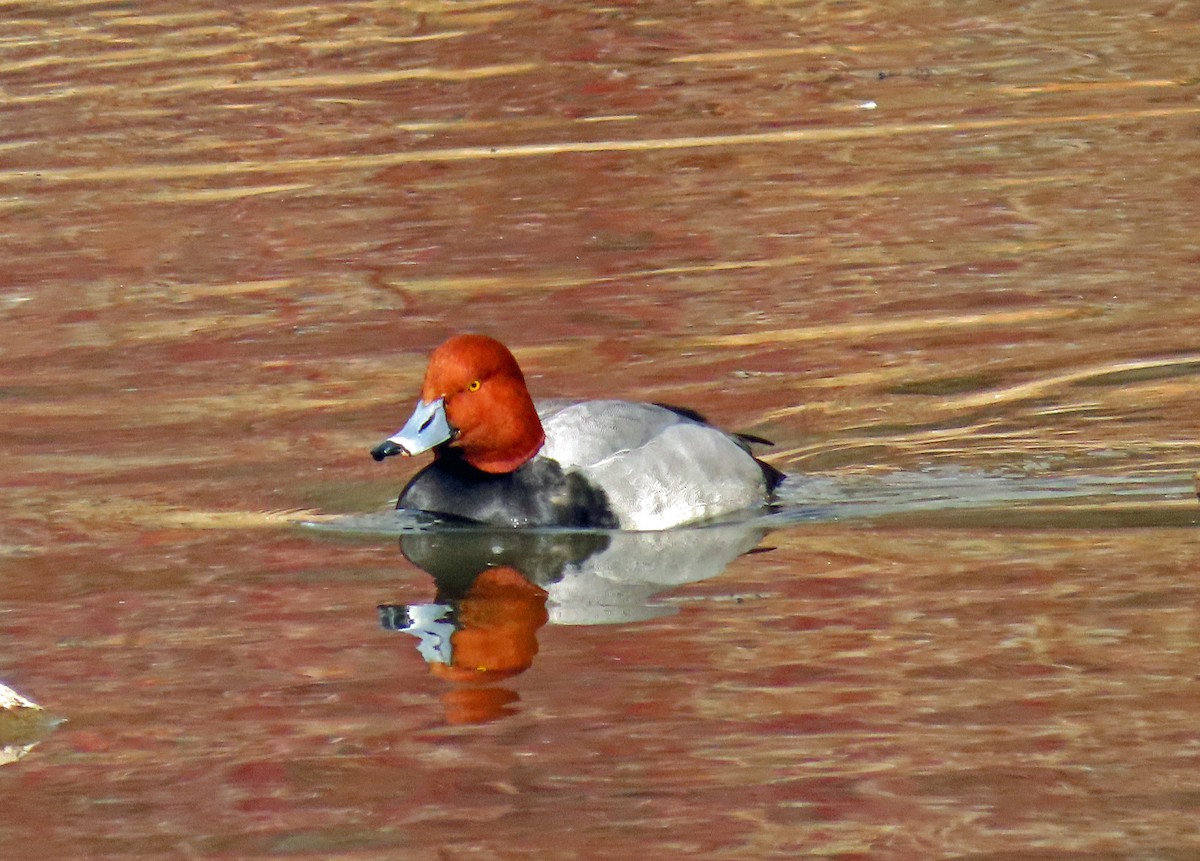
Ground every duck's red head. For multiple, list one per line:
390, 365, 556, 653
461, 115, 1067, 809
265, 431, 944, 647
372, 334, 545, 474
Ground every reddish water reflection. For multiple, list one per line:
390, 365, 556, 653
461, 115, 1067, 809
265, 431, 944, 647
3, 0, 1200, 857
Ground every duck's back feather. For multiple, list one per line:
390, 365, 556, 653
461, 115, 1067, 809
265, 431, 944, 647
539, 401, 773, 530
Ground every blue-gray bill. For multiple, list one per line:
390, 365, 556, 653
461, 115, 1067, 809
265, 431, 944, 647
371, 397, 454, 461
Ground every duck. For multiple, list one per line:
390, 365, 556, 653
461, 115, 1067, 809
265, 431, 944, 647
370, 334, 783, 530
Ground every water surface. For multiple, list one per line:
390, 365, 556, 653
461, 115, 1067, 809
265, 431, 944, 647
2, 1, 1199, 858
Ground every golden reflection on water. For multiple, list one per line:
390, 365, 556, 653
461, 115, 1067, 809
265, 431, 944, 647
1, 0, 1199, 857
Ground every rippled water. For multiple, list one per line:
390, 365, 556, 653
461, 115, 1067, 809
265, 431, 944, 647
3, 1, 1200, 858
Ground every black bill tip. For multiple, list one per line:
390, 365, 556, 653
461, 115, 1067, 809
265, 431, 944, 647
371, 440, 405, 462
378, 604, 413, 630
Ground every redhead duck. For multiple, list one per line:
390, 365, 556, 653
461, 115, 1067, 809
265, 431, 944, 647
370, 335, 783, 530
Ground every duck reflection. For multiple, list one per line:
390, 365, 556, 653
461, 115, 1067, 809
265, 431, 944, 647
381, 566, 549, 681
0, 683, 57, 766
380, 523, 766, 723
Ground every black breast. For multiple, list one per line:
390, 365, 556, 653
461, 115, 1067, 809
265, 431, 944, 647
398, 455, 619, 529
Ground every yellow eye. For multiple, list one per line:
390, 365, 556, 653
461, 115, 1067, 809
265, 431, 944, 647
467, 379, 481, 392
